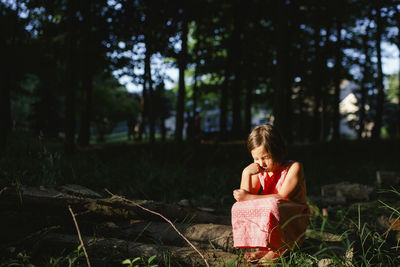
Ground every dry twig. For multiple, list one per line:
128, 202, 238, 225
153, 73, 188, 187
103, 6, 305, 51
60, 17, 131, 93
68, 205, 91, 267
104, 188, 210, 267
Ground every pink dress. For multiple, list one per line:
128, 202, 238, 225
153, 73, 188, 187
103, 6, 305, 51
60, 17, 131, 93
231, 161, 309, 251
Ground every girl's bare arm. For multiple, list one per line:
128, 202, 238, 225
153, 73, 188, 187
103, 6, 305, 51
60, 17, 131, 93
234, 162, 303, 202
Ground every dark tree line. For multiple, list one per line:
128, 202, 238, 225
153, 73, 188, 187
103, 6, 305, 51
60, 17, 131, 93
1, 0, 400, 152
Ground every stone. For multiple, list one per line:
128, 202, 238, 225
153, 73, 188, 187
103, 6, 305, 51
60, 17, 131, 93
308, 195, 346, 207
376, 171, 400, 188
177, 199, 191, 207
305, 229, 343, 242
318, 258, 333, 267
59, 184, 102, 198
321, 182, 374, 202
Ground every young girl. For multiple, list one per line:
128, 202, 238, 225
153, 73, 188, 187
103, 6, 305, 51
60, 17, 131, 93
231, 124, 309, 264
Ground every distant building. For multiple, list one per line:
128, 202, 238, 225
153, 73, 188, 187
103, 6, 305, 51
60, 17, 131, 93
339, 80, 373, 138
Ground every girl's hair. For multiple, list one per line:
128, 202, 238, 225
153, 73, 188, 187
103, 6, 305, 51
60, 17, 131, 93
247, 124, 287, 164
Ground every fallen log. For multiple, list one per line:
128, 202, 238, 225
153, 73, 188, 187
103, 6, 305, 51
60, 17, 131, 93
1, 186, 230, 225
95, 221, 234, 251
30, 233, 238, 267
1, 185, 234, 262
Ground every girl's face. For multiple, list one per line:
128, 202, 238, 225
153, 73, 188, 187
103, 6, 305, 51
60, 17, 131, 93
251, 146, 276, 172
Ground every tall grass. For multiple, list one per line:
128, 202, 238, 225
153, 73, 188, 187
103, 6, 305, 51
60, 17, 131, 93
2, 132, 399, 206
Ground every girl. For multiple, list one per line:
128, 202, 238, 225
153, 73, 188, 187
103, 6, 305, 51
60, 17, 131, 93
231, 124, 309, 264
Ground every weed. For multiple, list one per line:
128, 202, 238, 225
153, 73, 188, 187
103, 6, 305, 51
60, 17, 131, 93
122, 255, 158, 267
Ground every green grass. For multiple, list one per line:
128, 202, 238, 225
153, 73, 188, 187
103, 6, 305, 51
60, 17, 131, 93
2, 132, 399, 206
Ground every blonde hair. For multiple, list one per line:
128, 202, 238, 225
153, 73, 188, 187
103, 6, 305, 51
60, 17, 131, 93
247, 124, 287, 164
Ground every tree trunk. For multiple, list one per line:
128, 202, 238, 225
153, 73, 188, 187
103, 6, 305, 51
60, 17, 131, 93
32, 233, 237, 267
321, 26, 331, 142
274, 0, 292, 143
78, 72, 92, 147
0, 56, 12, 153
394, 6, 400, 138
397, 26, 400, 137
219, 77, 229, 140
192, 62, 198, 117
231, 0, 245, 139
332, 20, 343, 141
1, 186, 231, 229
0, 2, 20, 152
311, 25, 323, 142
137, 86, 147, 141
244, 74, 253, 134
160, 118, 166, 141
77, 0, 93, 147
1, 186, 236, 266
145, 40, 155, 144
358, 33, 371, 139
65, 0, 77, 153
298, 87, 306, 142
175, 20, 188, 142
372, 3, 384, 140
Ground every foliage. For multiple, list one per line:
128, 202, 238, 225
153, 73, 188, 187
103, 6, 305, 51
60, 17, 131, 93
122, 255, 158, 267
1, 245, 84, 267
2, 0, 400, 146
91, 75, 140, 142
387, 72, 399, 103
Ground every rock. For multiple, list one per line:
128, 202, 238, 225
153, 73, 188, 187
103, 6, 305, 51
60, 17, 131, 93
317, 248, 353, 267
376, 215, 391, 230
308, 195, 346, 207
59, 184, 102, 198
376, 171, 400, 188
318, 258, 333, 267
321, 182, 374, 202
196, 207, 215, 213
22, 186, 64, 198
177, 199, 191, 207
305, 229, 343, 242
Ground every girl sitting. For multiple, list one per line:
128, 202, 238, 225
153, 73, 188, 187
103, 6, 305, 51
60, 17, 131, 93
232, 124, 309, 264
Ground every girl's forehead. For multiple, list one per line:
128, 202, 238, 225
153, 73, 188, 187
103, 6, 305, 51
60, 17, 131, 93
251, 146, 269, 156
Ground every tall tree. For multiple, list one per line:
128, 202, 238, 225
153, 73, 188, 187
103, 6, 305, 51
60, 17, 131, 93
371, 1, 385, 139
273, 0, 292, 143
175, 16, 188, 142
332, 19, 343, 140
230, 0, 246, 139
77, 0, 94, 147
144, 37, 155, 143
0, 3, 25, 151
356, 20, 374, 139
64, 0, 78, 153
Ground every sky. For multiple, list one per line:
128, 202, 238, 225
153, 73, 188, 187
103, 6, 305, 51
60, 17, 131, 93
121, 42, 400, 94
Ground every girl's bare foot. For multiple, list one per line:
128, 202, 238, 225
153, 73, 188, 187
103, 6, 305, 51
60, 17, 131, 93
244, 248, 270, 263
257, 250, 282, 266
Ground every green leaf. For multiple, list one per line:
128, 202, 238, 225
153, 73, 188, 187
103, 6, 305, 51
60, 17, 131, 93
148, 255, 157, 264
131, 257, 141, 263
121, 259, 132, 265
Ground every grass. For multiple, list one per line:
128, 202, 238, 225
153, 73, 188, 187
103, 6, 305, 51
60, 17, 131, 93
1, 131, 400, 266
2, 132, 399, 207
